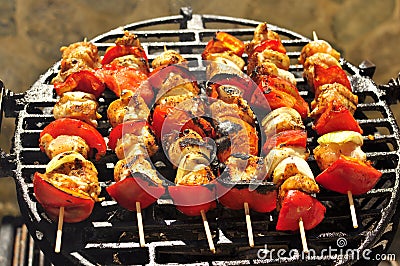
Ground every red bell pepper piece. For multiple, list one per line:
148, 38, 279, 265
101, 45, 148, 65
316, 155, 382, 195
253, 76, 309, 119
253, 39, 287, 55
108, 121, 149, 150
313, 64, 352, 95
148, 65, 196, 90
33, 172, 95, 223
313, 101, 363, 135
202, 32, 245, 59
276, 190, 326, 231
168, 185, 216, 216
262, 130, 307, 155
53, 69, 105, 98
39, 118, 106, 161
251, 84, 296, 112
216, 182, 277, 213
106, 175, 165, 211
96, 65, 153, 104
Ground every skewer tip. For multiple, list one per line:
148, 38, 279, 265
55, 207, 64, 253
299, 218, 309, 253
244, 202, 255, 248
347, 191, 359, 228
312, 31, 318, 41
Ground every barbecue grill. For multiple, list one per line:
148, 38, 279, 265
1, 7, 400, 265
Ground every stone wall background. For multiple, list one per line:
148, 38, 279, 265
0, 0, 399, 260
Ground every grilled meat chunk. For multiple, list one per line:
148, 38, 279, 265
114, 155, 162, 185
107, 90, 150, 128
224, 154, 266, 182
310, 83, 358, 118
52, 41, 101, 84
151, 49, 188, 69
247, 49, 290, 73
39, 134, 90, 159
115, 125, 158, 159
298, 40, 340, 65
53, 91, 101, 127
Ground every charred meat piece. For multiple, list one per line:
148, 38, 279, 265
53, 91, 101, 127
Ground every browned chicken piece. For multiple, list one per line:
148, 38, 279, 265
114, 125, 158, 160
310, 83, 358, 118
174, 151, 215, 186
247, 49, 290, 73
53, 91, 101, 127
224, 154, 266, 182
110, 55, 149, 74
262, 107, 305, 137
175, 165, 215, 186
298, 40, 341, 65
151, 49, 188, 69
313, 142, 366, 171
210, 98, 256, 127
114, 155, 162, 185
115, 31, 142, 48
248, 61, 279, 83
278, 174, 320, 205
167, 129, 213, 168
245, 22, 281, 54
204, 51, 245, 70
41, 151, 101, 201
52, 41, 101, 84
39, 134, 90, 159
303, 53, 342, 90
215, 116, 259, 163
107, 90, 150, 128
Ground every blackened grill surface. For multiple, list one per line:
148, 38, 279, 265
11, 10, 400, 266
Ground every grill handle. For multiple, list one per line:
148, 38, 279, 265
0, 80, 21, 178
379, 73, 400, 105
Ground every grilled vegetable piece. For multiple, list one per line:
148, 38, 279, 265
262, 130, 307, 155
39, 118, 106, 161
261, 107, 305, 138
264, 146, 309, 178
52, 41, 101, 84
272, 156, 315, 187
312, 64, 351, 96
54, 69, 105, 98
96, 65, 153, 103
53, 91, 101, 127
313, 101, 363, 135
276, 190, 326, 231
316, 155, 382, 195
313, 131, 366, 170
107, 155, 165, 210
33, 151, 102, 223
202, 31, 245, 59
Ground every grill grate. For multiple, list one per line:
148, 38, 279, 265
6, 7, 400, 265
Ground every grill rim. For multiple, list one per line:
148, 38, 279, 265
2, 7, 400, 265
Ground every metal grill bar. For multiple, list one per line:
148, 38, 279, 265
6, 7, 400, 266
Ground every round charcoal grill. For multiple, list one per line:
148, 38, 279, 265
1, 7, 400, 266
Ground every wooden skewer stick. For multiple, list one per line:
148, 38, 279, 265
200, 209, 216, 253
299, 218, 309, 253
164, 44, 168, 52
347, 191, 358, 228
55, 207, 64, 253
312, 31, 318, 41
244, 202, 254, 247
136, 202, 146, 247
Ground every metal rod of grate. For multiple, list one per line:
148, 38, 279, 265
2, 7, 400, 266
